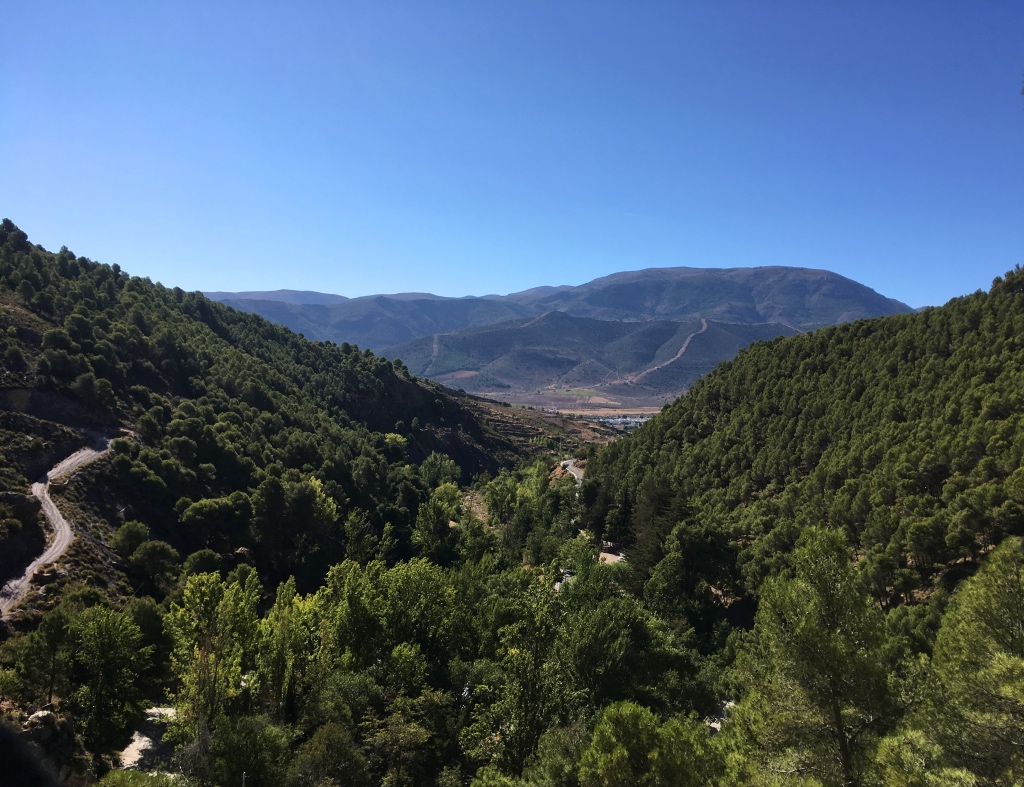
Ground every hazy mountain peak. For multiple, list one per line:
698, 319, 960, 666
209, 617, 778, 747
205, 289, 350, 305
208, 265, 912, 410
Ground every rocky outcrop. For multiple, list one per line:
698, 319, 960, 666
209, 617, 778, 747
20, 710, 91, 786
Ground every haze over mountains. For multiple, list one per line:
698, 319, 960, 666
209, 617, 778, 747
209, 266, 911, 411
204, 289, 352, 305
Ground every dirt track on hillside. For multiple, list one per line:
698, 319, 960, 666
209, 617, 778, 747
630, 318, 708, 383
0, 437, 110, 617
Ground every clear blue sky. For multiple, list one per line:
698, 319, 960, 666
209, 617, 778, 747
3, 1, 1023, 307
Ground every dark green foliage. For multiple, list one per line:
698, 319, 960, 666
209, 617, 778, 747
111, 520, 150, 558
582, 265, 1024, 783
127, 539, 181, 594
589, 265, 1024, 610
577, 702, 719, 787
411, 482, 461, 565
919, 536, 1024, 781
181, 548, 222, 578
208, 714, 291, 787
7, 602, 76, 705
0, 219, 524, 590
287, 722, 370, 786
727, 529, 899, 785
73, 605, 152, 751
6, 218, 1024, 784
522, 723, 589, 787
0, 596, 152, 754
124, 595, 173, 690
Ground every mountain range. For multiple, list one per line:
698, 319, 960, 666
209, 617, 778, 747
209, 266, 911, 411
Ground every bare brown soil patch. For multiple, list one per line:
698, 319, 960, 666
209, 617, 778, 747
456, 394, 620, 447
463, 490, 488, 522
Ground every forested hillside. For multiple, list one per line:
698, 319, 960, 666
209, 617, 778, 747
0, 220, 697, 784
588, 267, 1024, 600
2, 217, 1023, 787
0, 218, 535, 593
582, 265, 1024, 784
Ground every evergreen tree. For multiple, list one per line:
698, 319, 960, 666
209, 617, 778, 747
924, 536, 1024, 782
729, 529, 897, 786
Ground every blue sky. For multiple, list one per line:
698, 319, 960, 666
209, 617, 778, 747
3, 1, 1023, 307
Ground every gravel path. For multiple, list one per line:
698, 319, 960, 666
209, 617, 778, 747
0, 437, 110, 617
560, 459, 584, 486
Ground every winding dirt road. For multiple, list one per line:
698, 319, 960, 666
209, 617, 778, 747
560, 459, 584, 486
0, 437, 110, 618
630, 318, 708, 383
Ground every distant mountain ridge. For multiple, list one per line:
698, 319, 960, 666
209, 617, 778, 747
215, 296, 536, 349
208, 266, 911, 411
511, 266, 909, 326
208, 266, 909, 346
205, 289, 351, 305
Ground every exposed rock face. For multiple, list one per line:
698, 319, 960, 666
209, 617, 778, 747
23, 711, 60, 744
20, 710, 91, 786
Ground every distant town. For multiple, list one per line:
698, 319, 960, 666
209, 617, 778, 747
592, 415, 652, 431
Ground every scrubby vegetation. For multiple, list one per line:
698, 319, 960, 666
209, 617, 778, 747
3, 221, 1024, 785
